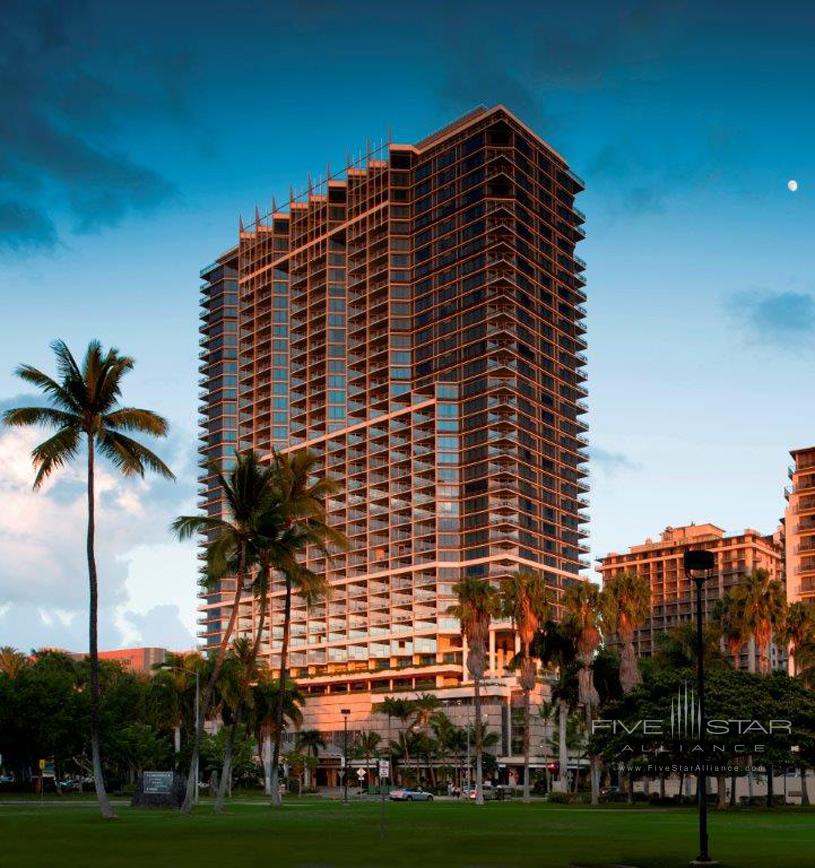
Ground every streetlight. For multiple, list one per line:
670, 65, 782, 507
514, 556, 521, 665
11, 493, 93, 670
683, 549, 717, 866
161, 664, 201, 806
341, 708, 351, 804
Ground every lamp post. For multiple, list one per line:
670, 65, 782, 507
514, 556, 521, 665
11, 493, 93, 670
683, 549, 717, 866
341, 708, 351, 804
161, 664, 200, 806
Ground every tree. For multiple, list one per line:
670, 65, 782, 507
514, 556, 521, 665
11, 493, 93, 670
172, 450, 275, 813
562, 581, 603, 805
411, 693, 441, 733
266, 448, 347, 807
500, 570, 551, 802
0, 647, 29, 679
3, 340, 174, 818
784, 601, 815, 677
736, 569, 787, 674
213, 638, 259, 812
448, 576, 499, 805
601, 570, 651, 694
373, 697, 415, 782
354, 731, 382, 790
531, 620, 578, 793
295, 729, 326, 790
250, 675, 304, 795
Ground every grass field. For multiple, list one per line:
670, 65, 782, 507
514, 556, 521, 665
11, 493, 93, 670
1, 798, 814, 868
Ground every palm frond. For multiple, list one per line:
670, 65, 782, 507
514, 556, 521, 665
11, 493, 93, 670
31, 426, 81, 489
170, 514, 231, 540
2, 406, 80, 431
103, 407, 169, 436
12, 365, 79, 412
96, 430, 175, 479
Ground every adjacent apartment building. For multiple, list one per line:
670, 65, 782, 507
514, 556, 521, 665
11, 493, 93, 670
784, 446, 815, 604
197, 106, 590, 776
597, 523, 784, 669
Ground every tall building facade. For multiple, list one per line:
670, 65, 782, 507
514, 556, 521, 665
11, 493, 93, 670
784, 446, 815, 604
198, 106, 589, 768
597, 523, 784, 669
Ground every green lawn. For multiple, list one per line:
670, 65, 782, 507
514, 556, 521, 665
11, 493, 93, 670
1, 799, 814, 867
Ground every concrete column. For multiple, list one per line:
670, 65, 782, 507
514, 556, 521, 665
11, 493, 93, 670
489, 630, 496, 675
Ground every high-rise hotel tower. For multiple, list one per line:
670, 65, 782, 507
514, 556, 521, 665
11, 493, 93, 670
198, 106, 588, 744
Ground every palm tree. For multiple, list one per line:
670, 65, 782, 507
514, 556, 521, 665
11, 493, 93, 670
295, 729, 327, 790
411, 693, 441, 733
736, 568, 787, 674
354, 730, 382, 790
784, 601, 815, 677
500, 570, 551, 802
601, 570, 650, 694
712, 592, 749, 668
214, 638, 259, 812
3, 339, 174, 818
373, 696, 415, 782
448, 576, 499, 805
531, 620, 578, 793
172, 450, 275, 813
0, 646, 28, 679
267, 448, 347, 807
251, 675, 304, 795
562, 581, 602, 805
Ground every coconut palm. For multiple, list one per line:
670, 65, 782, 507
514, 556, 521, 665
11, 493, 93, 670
411, 693, 441, 733
562, 581, 602, 805
784, 601, 815, 677
736, 568, 787, 674
601, 570, 651, 693
354, 730, 382, 790
448, 576, 499, 805
3, 340, 174, 818
172, 450, 276, 812
267, 448, 347, 807
531, 620, 578, 793
294, 729, 326, 790
500, 570, 551, 801
373, 696, 415, 781
712, 592, 749, 668
0, 647, 28, 679
251, 675, 304, 795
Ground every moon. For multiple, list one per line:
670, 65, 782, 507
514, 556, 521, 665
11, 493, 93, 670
788, 179, 799, 192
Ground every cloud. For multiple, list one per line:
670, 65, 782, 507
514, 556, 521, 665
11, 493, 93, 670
727, 290, 815, 348
0, 202, 58, 251
0, 396, 198, 653
590, 446, 641, 475
0, 0, 184, 251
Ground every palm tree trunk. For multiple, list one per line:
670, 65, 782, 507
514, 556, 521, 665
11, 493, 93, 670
522, 685, 531, 802
586, 699, 599, 806
717, 772, 727, 809
729, 770, 737, 807
182, 544, 246, 814
86, 435, 115, 820
800, 766, 810, 806
215, 713, 241, 813
263, 731, 272, 795
557, 699, 568, 792
270, 576, 292, 808
474, 676, 484, 805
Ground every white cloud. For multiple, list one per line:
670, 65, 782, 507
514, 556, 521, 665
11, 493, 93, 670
0, 417, 199, 653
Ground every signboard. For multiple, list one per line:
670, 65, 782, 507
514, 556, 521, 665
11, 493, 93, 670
378, 759, 390, 779
143, 771, 174, 795
38, 759, 46, 771
356, 768, 366, 780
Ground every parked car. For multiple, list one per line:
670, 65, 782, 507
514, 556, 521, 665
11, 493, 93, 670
0, 772, 15, 785
389, 786, 434, 802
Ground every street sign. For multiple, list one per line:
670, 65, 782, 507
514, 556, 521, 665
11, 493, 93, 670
143, 771, 174, 794
38, 759, 46, 771
378, 759, 390, 779
356, 768, 366, 779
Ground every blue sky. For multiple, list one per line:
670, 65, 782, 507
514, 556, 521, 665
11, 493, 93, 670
1, 0, 813, 651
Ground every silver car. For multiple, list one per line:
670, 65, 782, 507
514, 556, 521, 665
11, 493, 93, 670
389, 786, 434, 801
